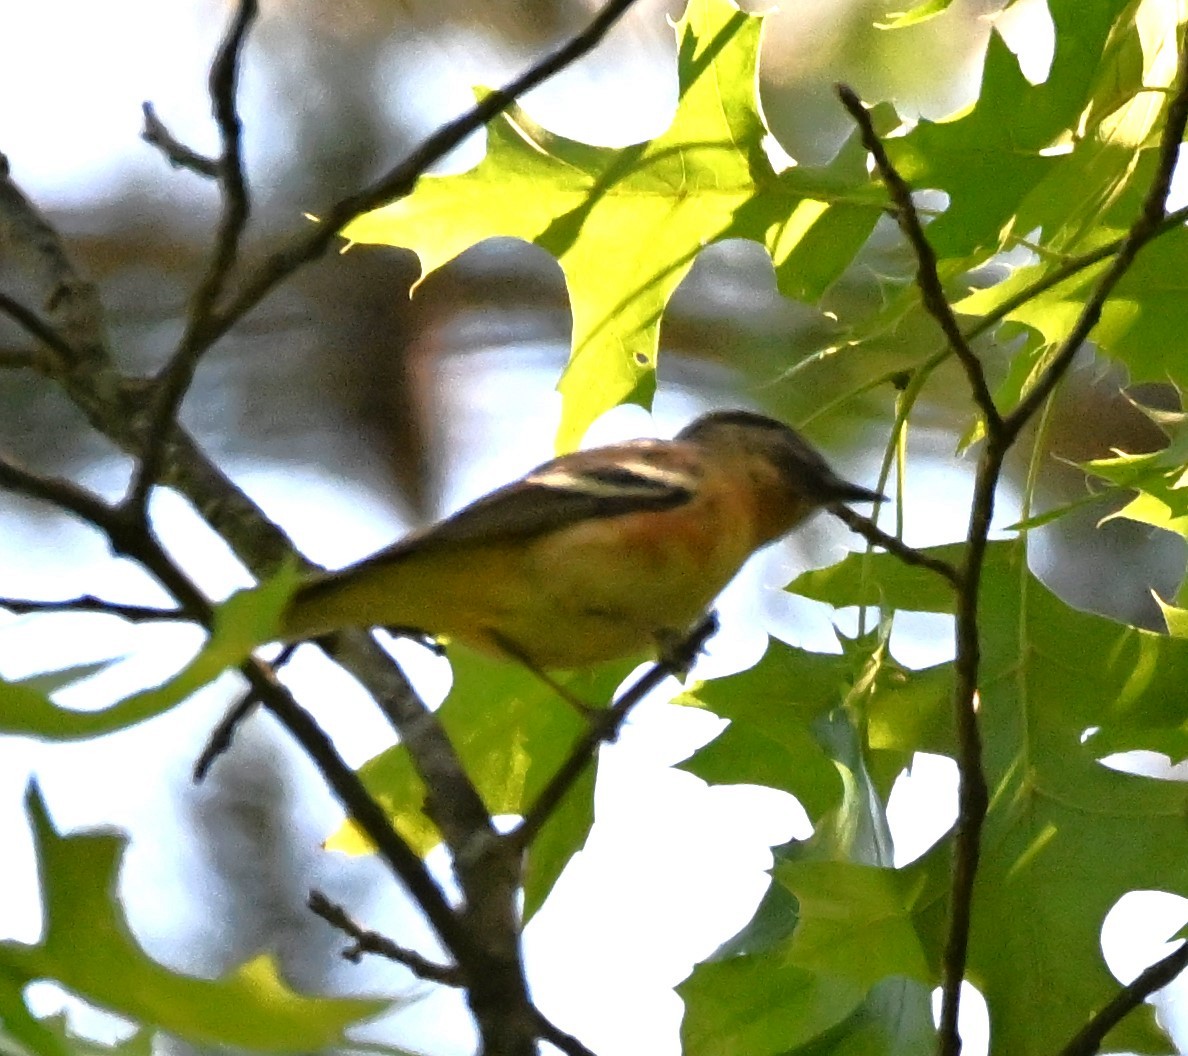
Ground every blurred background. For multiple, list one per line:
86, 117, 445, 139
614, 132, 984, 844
2, 0, 1186, 1052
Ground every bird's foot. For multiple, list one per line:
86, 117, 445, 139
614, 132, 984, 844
655, 612, 719, 678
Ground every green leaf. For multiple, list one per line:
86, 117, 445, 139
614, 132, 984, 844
679, 836, 937, 1055
342, 0, 882, 447
681, 641, 939, 1055
682, 623, 950, 817
788, 542, 965, 613
782, 976, 936, 1056
0, 567, 300, 741
771, 858, 932, 989
875, 0, 956, 31
877, 0, 1147, 269
678, 644, 852, 821
0, 1009, 153, 1056
330, 647, 635, 919
1053, 400, 1188, 540
885, 32, 1056, 257
0, 786, 386, 1052
787, 539, 1188, 1054
1155, 594, 1188, 639
965, 228, 1188, 400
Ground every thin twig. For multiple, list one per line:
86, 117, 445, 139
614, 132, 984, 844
1058, 939, 1188, 1056
194, 692, 259, 782
193, 642, 298, 781
130, 0, 257, 511
242, 654, 472, 966
967, 202, 1188, 347
836, 84, 1003, 439
0, 158, 106, 367
0, 452, 119, 527
310, 888, 599, 1056
511, 615, 718, 851
799, 198, 1188, 434
828, 504, 960, 587
171, 0, 643, 373
0, 290, 80, 367
0, 595, 191, 622
308, 890, 462, 985
140, 102, 221, 178
935, 481, 991, 1056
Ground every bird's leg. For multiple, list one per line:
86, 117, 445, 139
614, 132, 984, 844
486, 629, 598, 718
654, 611, 720, 678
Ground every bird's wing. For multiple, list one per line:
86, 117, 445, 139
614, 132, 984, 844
298, 440, 699, 593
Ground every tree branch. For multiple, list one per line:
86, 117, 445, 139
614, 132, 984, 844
0, 595, 191, 622
172, 0, 644, 373
130, 0, 257, 511
0, 452, 120, 529
0, 291, 76, 368
511, 615, 718, 852
307, 889, 462, 985
0, 348, 40, 370
0, 155, 107, 368
193, 643, 300, 781
140, 101, 221, 178
828, 504, 960, 586
0, 451, 473, 967
836, 84, 1003, 439
1057, 939, 1188, 1056
933, 34, 1188, 1056
530, 1009, 599, 1056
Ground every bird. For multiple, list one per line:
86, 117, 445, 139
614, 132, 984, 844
280, 409, 884, 670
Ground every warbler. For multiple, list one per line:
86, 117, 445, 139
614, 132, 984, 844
281, 409, 883, 669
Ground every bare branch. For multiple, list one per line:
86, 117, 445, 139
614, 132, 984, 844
309, 889, 600, 1056
0, 452, 119, 528
130, 0, 257, 511
0, 348, 40, 370
0, 160, 107, 367
0, 291, 75, 367
308, 889, 462, 985
0, 595, 191, 622
172, 0, 644, 375
140, 101, 220, 178
193, 642, 302, 781
511, 615, 718, 851
1058, 939, 1188, 1056
0, 452, 468, 967
836, 84, 1003, 439
828, 504, 960, 587
935, 501, 989, 1056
